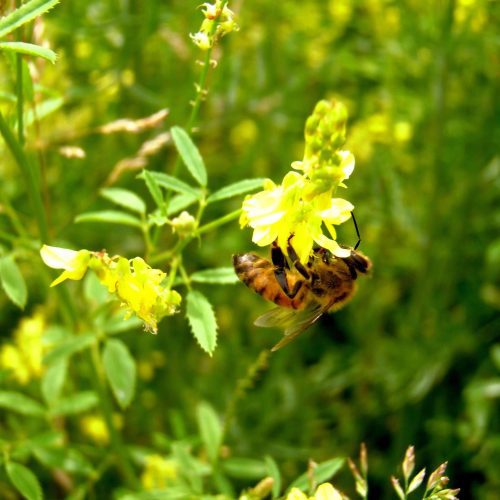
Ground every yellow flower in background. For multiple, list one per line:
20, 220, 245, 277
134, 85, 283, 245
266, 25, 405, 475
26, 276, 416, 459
240, 99, 355, 263
141, 454, 178, 490
286, 483, 345, 500
0, 309, 46, 384
80, 415, 109, 445
40, 246, 181, 333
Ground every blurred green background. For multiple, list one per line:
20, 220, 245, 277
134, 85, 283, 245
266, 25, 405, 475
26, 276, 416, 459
1, 0, 498, 497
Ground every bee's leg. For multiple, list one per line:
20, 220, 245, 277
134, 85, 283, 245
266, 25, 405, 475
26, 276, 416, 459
352, 211, 361, 250
272, 241, 307, 298
286, 237, 310, 279
271, 242, 293, 296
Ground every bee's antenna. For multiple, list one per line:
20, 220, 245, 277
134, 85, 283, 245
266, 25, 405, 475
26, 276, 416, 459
352, 211, 361, 250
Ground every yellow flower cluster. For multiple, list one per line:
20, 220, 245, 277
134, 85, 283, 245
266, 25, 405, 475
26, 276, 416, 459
141, 454, 178, 490
240, 99, 355, 264
286, 483, 345, 500
40, 246, 181, 333
190, 1, 239, 50
0, 310, 45, 384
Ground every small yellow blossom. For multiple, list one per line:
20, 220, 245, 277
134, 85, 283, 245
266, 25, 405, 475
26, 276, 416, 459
286, 483, 345, 500
190, 0, 239, 51
141, 454, 177, 490
0, 310, 46, 384
40, 245, 91, 287
80, 415, 109, 444
40, 246, 181, 333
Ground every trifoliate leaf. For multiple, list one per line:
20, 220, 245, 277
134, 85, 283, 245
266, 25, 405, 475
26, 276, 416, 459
100, 187, 146, 214
186, 290, 218, 355
0, 255, 27, 309
207, 178, 266, 203
103, 339, 136, 409
197, 401, 223, 464
6, 462, 43, 500
170, 126, 207, 186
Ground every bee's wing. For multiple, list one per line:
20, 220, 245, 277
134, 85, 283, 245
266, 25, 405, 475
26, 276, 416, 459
270, 303, 327, 351
255, 300, 335, 352
254, 307, 299, 329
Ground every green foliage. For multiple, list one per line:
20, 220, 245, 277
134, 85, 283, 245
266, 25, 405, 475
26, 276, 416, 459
186, 290, 218, 356
0, 0, 497, 498
103, 338, 137, 409
0, 255, 27, 308
5, 462, 43, 500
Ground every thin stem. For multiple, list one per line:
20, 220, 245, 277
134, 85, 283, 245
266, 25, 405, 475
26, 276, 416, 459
149, 208, 241, 266
197, 208, 241, 236
0, 112, 49, 242
178, 261, 192, 291
89, 341, 139, 490
16, 54, 24, 145
15, 0, 24, 145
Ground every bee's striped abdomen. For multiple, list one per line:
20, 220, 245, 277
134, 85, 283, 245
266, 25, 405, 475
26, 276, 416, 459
233, 253, 307, 309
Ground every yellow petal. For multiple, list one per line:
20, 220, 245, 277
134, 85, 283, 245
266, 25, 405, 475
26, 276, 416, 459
314, 483, 344, 500
40, 245, 79, 270
286, 487, 309, 500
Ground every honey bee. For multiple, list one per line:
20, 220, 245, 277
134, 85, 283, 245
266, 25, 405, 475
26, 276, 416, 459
233, 239, 371, 351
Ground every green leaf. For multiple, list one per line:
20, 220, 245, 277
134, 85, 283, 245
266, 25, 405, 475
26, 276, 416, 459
75, 210, 142, 228
170, 126, 207, 186
6, 462, 43, 500
140, 169, 164, 208
265, 456, 282, 499
102, 339, 136, 409
25, 96, 63, 127
196, 401, 222, 464
186, 290, 218, 356
190, 267, 238, 285
0, 42, 56, 63
222, 457, 267, 479
43, 333, 95, 366
139, 170, 200, 197
49, 391, 98, 416
207, 178, 266, 203
100, 187, 146, 214
41, 358, 67, 404
167, 192, 199, 216
0, 0, 60, 38
289, 457, 345, 492
0, 391, 45, 417
33, 447, 94, 477
0, 255, 27, 309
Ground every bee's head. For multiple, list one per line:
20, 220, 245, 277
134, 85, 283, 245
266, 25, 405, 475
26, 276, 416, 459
343, 249, 372, 275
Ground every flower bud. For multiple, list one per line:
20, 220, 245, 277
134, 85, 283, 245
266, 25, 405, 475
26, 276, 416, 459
171, 211, 197, 237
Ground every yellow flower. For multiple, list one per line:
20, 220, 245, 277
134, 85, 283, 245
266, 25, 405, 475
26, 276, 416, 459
286, 483, 344, 500
40, 245, 91, 286
40, 247, 182, 333
141, 454, 177, 490
240, 99, 357, 264
0, 310, 46, 384
241, 173, 352, 263
80, 415, 109, 445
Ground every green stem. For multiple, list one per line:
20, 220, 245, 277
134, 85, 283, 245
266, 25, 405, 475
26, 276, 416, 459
196, 208, 241, 236
153, 2, 229, 247
16, 54, 24, 145
0, 112, 49, 242
178, 261, 192, 291
150, 208, 241, 266
89, 341, 139, 490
